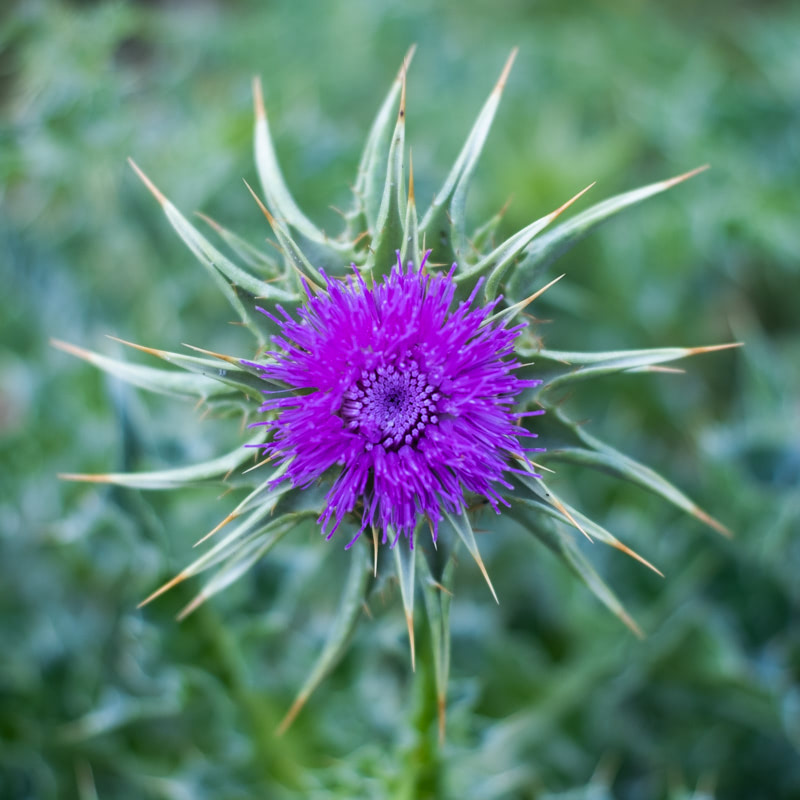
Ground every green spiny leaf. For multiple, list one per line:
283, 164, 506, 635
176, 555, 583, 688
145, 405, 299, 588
252, 76, 348, 253
442, 509, 498, 603
543, 407, 730, 536
420, 50, 517, 265
351, 46, 416, 237
59, 432, 266, 489
393, 536, 417, 670
369, 64, 407, 275
474, 184, 593, 301
509, 503, 642, 636
106, 337, 272, 400
244, 180, 326, 289
196, 211, 282, 276
399, 152, 421, 267
177, 511, 315, 620
52, 339, 235, 401
277, 539, 372, 734
514, 478, 663, 575
129, 160, 296, 344
508, 165, 709, 298
535, 343, 742, 394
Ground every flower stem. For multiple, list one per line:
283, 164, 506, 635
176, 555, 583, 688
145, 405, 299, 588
396, 632, 442, 800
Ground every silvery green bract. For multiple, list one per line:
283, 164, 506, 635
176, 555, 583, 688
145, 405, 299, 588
58, 48, 735, 733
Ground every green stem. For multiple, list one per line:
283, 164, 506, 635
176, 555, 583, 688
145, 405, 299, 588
191, 601, 306, 790
396, 633, 442, 800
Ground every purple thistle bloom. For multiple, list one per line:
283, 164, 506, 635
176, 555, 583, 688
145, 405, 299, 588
250, 254, 541, 549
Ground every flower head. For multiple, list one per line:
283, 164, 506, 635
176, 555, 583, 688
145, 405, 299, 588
250, 253, 541, 548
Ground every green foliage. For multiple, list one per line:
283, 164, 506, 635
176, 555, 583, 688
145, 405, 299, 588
2, 0, 798, 798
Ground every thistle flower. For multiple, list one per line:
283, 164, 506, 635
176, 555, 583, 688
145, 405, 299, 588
249, 254, 540, 548
57, 48, 738, 733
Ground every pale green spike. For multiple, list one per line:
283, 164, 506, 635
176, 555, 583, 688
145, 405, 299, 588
514, 479, 663, 576
477, 183, 594, 301
277, 541, 372, 735
442, 509, 498, 603
51, 338, 234, 401
196, 211, 282, 276
104, 336, 271, 400
399, 151, 421, 267
138, 503, 286, 608
559, 534, 644, 638
252, 77, 348, 252
217, 460, 291, 522
469, 197, 511, 254
528, 343, 740, 366
420, 49, 518, 264
507, 165, 710, 298
453, 182, 591, 288
369, 62, 407, 275
483, 273, 565, 327
544, 406, 731, 537
128, 160, 295, 343
392, 535, 417, 670
509, 505, 643, 636
59, 431, 266, 489
244, 180, 325, 289
351, 46, 416, 235
536, 343, 743, 394
177, 511, 314, 620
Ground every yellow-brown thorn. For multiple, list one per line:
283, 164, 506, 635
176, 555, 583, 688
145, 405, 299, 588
194, 511, 240, 547
438, 697, 447, 747
361, 600, 374, 621
351, 230, 370, 248
692, 505, 733, 538
662, 164, 710, 189
398, 51, 408, 121
620, 609, 644, 639
397, 44, 417, 83
686, 342, 744, 356
106, 334, 168, 360
242, 455, 272, 476
494, 47, 518, 94
276, 691, 309, 737
181, 343, 241, 365
194, 211, 223, 232
548, 182, 595, 222
473, 549, 499, 604
549, 494, 593, 543
127, 158, 167, 206
252, 75, 266, 122
243, 179, 276, 227
176, 591, 209, 621
371, 526, 379, 578
58, 472, 114, 483
243, 179, 326, 293
408, 150, 415, 205
406, 611, 416, 672
50, 337, 98, 364
637, 366, 686, 374
138, 569, 191, 608
610, 540, 664, 577
501, 274, 565, 320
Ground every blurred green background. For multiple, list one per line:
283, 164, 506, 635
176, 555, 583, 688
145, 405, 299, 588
2, 0, 799, 797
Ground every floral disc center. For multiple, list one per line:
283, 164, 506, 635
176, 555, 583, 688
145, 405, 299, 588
339, 352, 441, 451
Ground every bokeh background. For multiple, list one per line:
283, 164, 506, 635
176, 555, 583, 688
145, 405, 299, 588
2, 0, 799, 797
